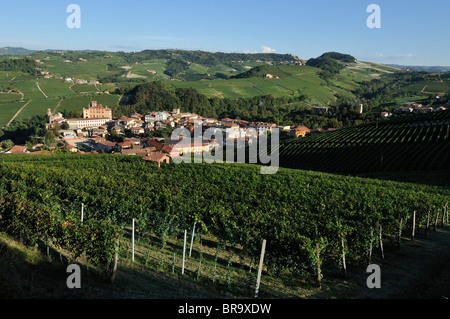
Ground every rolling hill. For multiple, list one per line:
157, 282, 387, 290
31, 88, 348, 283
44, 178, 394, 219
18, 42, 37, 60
0, 47, 37, 56
386, 64, 450, 73
0, 48, 449, 130
168, 62, 395, 102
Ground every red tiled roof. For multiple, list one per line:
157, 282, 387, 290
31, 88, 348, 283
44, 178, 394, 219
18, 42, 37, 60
294, 126, 310, 131
147, 139, 164, 151
6, 145, 28, 153
121, 148, 146, 155
162, 147, 181, 157
125, 138, 141, 144
162, 145, 174, 153
118, 141, 132, 148
142, 151, 169, 162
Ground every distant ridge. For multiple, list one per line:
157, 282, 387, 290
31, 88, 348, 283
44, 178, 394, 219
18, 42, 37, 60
385, 64, 450, 73
0, 47, 37, 56
0, 47, 97, 56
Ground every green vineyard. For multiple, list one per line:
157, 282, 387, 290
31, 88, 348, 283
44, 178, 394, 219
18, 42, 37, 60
0, 154, 448, 296
279, 110, 450, 174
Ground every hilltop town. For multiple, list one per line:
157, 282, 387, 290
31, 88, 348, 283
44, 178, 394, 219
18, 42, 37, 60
0, 101, 318, 164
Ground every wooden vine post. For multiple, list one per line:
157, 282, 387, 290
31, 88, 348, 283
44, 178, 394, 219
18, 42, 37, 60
442, 206, 446, 227
316, 243, 321, 288
182, 229, 187, 276
172, 252, 176, 274
446, 202, 449, 224
189, 220, 196, 258
411, 211, 416, 241
341, 238, 347, 278
379, 225, 384, 259
132, 218, 135, 262
254, 239, 267, 298
109, 234, 120, 283
434, 209, 440, 231
368, 229, 374, 264
425, 208, 431, 236
398, 218, 403, 247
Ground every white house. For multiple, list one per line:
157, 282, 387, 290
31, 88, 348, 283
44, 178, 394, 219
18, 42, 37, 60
155, 111, 169, 121
252, 123, 277, 136
67, 118, 111, 130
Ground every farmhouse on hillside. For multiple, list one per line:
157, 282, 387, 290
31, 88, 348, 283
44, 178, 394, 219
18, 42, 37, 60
265, 74, 280, 79
4, 145, 29, 154
142, 152, 171, 167
288, 126, 311, 138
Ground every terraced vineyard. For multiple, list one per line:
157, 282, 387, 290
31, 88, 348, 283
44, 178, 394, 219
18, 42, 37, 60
279, 110, 450, 174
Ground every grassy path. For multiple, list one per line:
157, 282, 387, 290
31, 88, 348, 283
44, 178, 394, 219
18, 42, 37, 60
36, 82, 48, 98
6, 100, 32, 127
53, 99, 63, 113
421, 85, 428, 94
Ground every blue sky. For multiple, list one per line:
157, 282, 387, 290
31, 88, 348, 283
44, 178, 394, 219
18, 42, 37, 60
1, 0, 449, 65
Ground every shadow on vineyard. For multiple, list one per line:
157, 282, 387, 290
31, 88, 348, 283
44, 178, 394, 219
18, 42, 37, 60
0, 232, 230, 299
1, 224, 449, 299
358, 170, 450, 188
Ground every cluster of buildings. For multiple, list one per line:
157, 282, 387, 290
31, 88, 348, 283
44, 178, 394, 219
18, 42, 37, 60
64, 78, 100, 85
394, 103, 447, 115
40, 71, 54, 79
38, 64, 99, 85
264, 74, 280, 79
2, 101, 318, 165
47, 101, 315, 141
39, 73, 100, 84
37, 102, 316, 164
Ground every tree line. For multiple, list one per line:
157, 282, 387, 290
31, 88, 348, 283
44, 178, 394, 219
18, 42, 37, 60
0, 58, 39, 75
0, 115, 56, 146
116, 49, 299, 68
